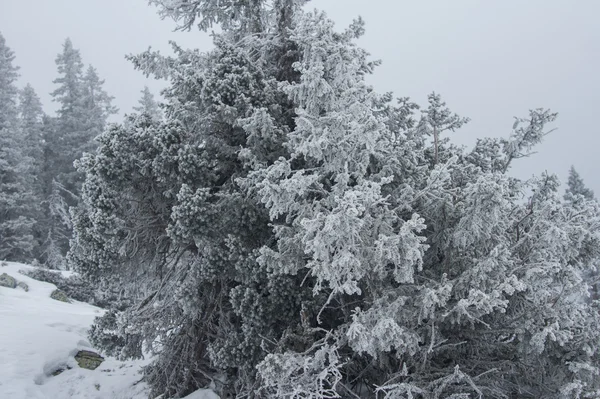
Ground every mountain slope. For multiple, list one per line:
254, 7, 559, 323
0, 262, 150, 398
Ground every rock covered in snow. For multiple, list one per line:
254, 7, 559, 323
0, 272, 16, 288
50, 289, 71, 303
74, 350, 104, 370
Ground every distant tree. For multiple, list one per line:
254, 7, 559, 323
0, 32, 36, 261
41, 39, 116, 268
19, 84, 44, 160
81, 65, 117, 141
133, 86, 162, 121
52, 38, 84, 120
48, 42, 116, 195
18, 84, 46, 259
417, 92, 469, 165
565, 165, 594, 201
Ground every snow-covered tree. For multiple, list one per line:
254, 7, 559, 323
42, 39, 116, 268
71, 3, 600, 398
133, 86, 162, 121
0, 32, 36, 261
18, 84, 46, 259
52, 38, 85, 126
81, 65, 117, 135
19, 84, 44, 160
564, 166, 599, 302
72, 29, 301, 396
417, 92, 469, 165
565, 165, 594, 202
49, 44, 116, 195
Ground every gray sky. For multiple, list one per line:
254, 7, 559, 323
1, 0, 599, 192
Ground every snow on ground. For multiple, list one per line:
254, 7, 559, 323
0, 261, 219, 399
0, 261, 151, 398
180, 389, 220, 399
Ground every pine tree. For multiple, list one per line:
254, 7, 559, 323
133, 86, 162, 121
0, 32, 36, 261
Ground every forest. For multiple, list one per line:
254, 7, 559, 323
1, 0, 599, 398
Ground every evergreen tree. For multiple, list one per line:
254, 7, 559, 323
49, 43, 116, 195
417, 92, 469, 165
133, 86, 162, 121
52, 38, 84, 125
19, 84, 44, 159
81, 65, 117, 141
565, 165, 594, 202
42, 39, 116, 268
0, 32, 36, 261
564, 166, 599, 302
71, 3, 600, 398
18, 84, 46, 259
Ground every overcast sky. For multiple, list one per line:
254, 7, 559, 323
1, 0, 599, 192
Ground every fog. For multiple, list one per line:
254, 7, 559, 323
1, 0, 598, 190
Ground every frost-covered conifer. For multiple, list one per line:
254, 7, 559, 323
18, 84, 46, 259
42, 39, 116, 268
71, 7, 302, 394
565, 165, 594, 202
0, 32, 36, 261
133, 86, 162, 121
564, 166, 599, 302
72, 3, 600, 398
19, 84, 44, 161
417, 92, 469, 165
49, 54, 116, 194
81, 65, 117, 145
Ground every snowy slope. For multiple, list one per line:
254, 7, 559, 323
0, 262, 151, 398
0, 262, 220, 399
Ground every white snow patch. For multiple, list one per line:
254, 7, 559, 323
182, 388, 221, 399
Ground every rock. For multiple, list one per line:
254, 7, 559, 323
75, 350, 104, 370
17, 281, 29, 292
50, 289, 71, 303
51, 366, 72, 376
0, 273, 16, 288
